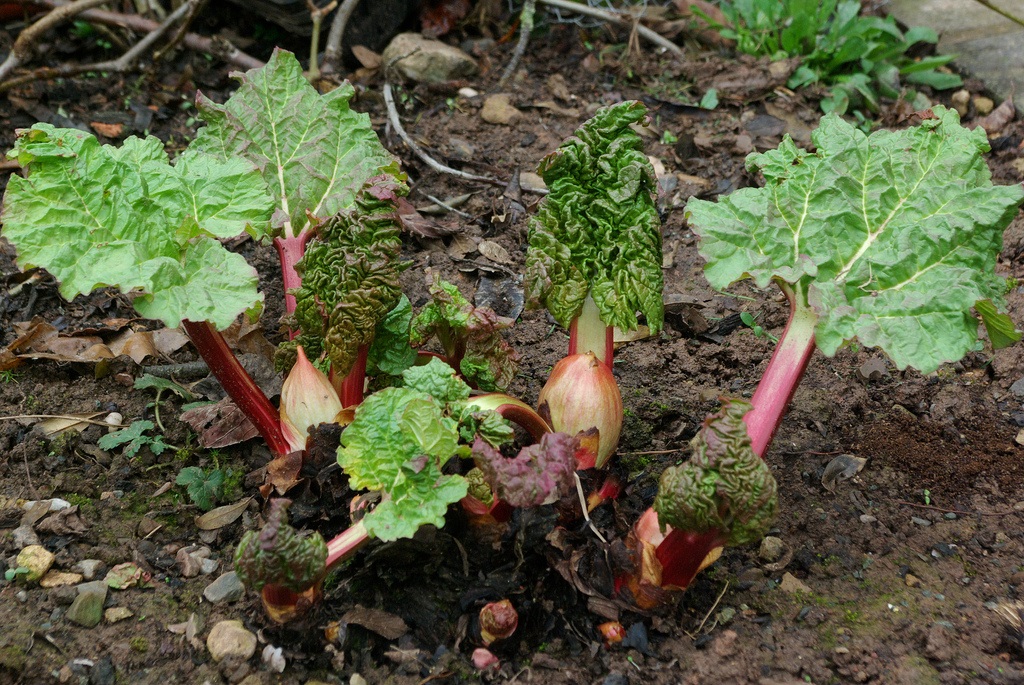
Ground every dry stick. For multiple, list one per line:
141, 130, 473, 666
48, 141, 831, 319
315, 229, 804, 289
152, 0, 208, 62
538, 0, 683, 57
13, 0, 264, 71
685, 581, 729, 638
0, 0, 110, 82
321, 0, 362, 75
305, 0, 339, 83
383, 82, 503, 185
499, 0, 536, 87
0, 414, 126, 428
895, 500, 1017, 518
971, 0, 1024, 28
0, 0, 199, 93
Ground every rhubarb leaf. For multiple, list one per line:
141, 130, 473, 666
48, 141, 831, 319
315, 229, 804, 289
193, 48, 398, 239
278, 176, 408, 375
235, 499, 327, 593
337, 387, 467, 541
654, 398, 777, 546
411, 278, 520, 391
471, 432, 576, 508
687, 107, 1024, 372
524, 100, 664, 333
402, 356, 471, 403
2, 124, 271, 330
367, 295, 418, 377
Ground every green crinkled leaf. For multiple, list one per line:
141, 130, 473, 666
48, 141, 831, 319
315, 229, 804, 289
192, 48, 398, 239
367, 295, 417, 377
234, 499, 326, 593
401, 357, 471, 404
686, 107, 1024, 373
524, 100, 664, 333
1, 124, 271, 330
457, 405, 514, 447
411, 279, 520, 391
654, 398, 777, 546
337, 387, 467, 541
278, 175, 408, 375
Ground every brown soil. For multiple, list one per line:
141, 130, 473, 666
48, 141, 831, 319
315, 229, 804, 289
2, 6, 1024, 685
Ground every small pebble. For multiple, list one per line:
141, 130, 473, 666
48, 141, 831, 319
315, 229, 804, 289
73, 559, 104, 581
904, 573, 922, 588
16, 590, 28, 603
950, 89, 970, 116
859, 514, 877, 524
203, 572, 245, 605
207, 620, 257, 662
911, 516, 932, 527
457, 87, 479, 98
944, 512, 957, 520
16, 545, 55, 582
104, 607, 133, 623
758, 536, 784, 563
973, 96, 995, 116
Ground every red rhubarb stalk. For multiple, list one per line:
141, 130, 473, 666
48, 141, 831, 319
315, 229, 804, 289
332, 344, 369, 408
182, 320, 290, 457
273, 233, 311, 321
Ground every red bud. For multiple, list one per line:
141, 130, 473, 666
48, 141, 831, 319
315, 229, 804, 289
538, 353, 622, 468
480, 599, 518, 645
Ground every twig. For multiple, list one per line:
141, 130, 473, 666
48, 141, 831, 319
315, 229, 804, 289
0, 0, 110, 82
419, 192, 475, 220
574, 472, 607, 544
383, 82, 502, 186
321, 0, 361, 75
152, 0, 208, 62
537, 0, 683, 57
500, 0, 536, 86
11, 0, 263, 71
0, 413, 125, 428
305, 0, 338, 83
685, 581, 729, 638
971, 0, 1024, 28
0, 0, 200, 93
894, 500, 1017, 518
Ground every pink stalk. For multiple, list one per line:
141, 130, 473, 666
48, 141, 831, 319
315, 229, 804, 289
325, 519, 370, 569
273, 233, 312, 322
335, 344, 369, 408
743, 284, 817, 458
470, 393, 552, 442
623, 283, 819, 600
182, 320, 290, 458
567, 294, 614, 367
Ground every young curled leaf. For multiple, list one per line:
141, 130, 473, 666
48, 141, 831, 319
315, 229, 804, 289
471, 432, 577, 508
654, 398, 777, 546
524, 101, 663, 333
411, 278, 520, 391
279, 175, 409, 375
337, 386, 468, 541
234, 499, 327, 594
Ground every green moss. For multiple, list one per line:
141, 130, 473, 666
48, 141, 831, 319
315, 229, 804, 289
129, 636, 149, 653
0, 645, 27, 672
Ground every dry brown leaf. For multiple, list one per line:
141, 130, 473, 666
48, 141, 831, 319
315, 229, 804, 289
36, 412, 106, 436
342, 605, 409, 640
179, 398, 260, 449
265, 451, 303, 496
613, 325, 653, 345
91, 122, 123, 138
396, 197, 456, 238
195, 497, 252, 530
447, 234, 478, 260
351, 45, 382, 70
478, 240, 511, 265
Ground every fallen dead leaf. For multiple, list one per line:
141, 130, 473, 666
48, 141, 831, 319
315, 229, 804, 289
195, 497, 253, 530
179, 398, 260, 449
35, 412, 106, 436
821, 454, 867, 493
351, 45, 382, 70
478, 240, 511, 265
90, 121, 123, 138
447, 234, 479, 260
973, 97, 1015, 136
342, 605, 409, 640
263, 451, 303, 497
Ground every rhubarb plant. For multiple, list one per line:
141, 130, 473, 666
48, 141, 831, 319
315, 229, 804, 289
277, 174, 409, 408
524, 100, 663, 468
624, 106, 1024, 604
1, 49, 402, 459
411, 277, 520, 391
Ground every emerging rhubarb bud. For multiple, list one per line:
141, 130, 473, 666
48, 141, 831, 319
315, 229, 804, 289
479, 599, 518, 645
235, 499, 328, 623
537, 353, 622, 468
472, 647, 500, 671
280, 346, 343, 452
597, 621, 626, 648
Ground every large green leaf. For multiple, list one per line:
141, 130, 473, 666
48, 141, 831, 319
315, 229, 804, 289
337, 387, 467, 541
2, 124, 271, 330
686, 107, 1024, 372
193, 49, 398, 239
524, 100, 664, 332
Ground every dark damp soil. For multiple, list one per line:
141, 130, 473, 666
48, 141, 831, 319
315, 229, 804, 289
1, 5, 1024, 685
